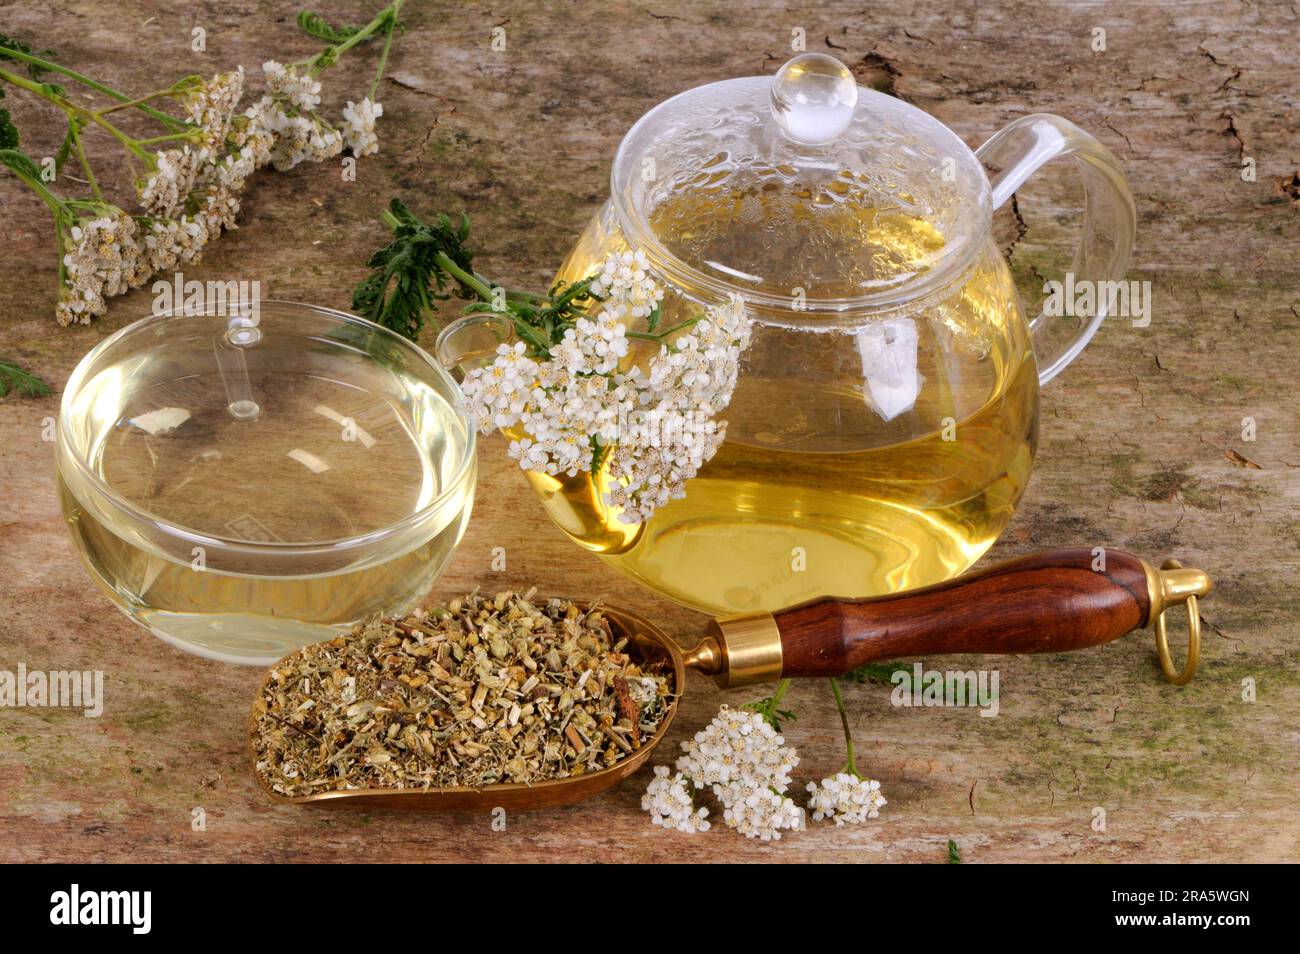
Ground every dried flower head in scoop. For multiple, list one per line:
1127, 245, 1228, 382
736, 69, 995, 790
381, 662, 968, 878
252, 590, 674, 796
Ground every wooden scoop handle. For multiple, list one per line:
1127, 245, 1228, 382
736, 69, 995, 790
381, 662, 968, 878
700, 548, 1211, 686
777, 548, 1151, 677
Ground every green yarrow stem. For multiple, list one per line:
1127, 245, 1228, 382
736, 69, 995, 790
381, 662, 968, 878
829, 676, 864, 779
297, 0, 404, 86
0, 65, 192, 174
743, 677, 795, 732
354, 199, 697, 358
64, 117, 101, 201
366, 3, 402, 99
0, 147, 135, 292
0, 40, 190, 131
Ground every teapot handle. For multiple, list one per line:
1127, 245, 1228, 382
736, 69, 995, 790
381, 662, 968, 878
975, 115, 1137, 385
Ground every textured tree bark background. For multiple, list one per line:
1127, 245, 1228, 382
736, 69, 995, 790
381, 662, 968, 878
0, 0, 1296, 863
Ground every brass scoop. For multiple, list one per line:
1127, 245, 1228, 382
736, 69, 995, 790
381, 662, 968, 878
251, 548, 1210, 812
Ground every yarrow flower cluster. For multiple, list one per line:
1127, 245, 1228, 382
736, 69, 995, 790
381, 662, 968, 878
263, 60, 322, 111
642, 705, 887, 841
138, 143, 206, 219
589, 249, 664, 319
48, 62, 388, 326
57, 206, 148, 325
341, 97, 384, 157
643, 706, 804, 841
247, 61, 350, 172
641, 766, 711, 833
723, 786, 807, 841
459, 250, 753, 524
136, 69, 254, 225
3, 4, 402, 326
676, 706, 799, 795
806, 773, 887, 824
185, 67, 246, 148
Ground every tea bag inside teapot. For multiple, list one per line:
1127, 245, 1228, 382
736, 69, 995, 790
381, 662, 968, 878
855, 318, 921, 421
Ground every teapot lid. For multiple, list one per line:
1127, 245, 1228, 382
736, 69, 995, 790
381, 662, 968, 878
610, 54, 991, 314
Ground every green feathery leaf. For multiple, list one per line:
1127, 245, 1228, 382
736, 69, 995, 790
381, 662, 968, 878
0, 146, 43, 182
0, 32, 55, 78
842, 661, 904, 685
0, 359, 51, 398
352, 199, 477, 341
0, 95, 17, 151
742, 694, 797, 733
296, 11, 363, 44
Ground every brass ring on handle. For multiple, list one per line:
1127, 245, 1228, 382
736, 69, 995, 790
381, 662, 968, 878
1154, 558, 1201, 685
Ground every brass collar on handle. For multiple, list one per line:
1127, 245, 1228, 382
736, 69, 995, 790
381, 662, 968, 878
684, 613, 784, 688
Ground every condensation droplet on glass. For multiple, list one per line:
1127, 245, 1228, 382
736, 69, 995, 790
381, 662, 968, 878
770, 54, 858, 145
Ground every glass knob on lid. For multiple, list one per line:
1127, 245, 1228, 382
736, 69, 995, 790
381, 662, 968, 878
610, 51, 990, 309
770, 54, 858, 145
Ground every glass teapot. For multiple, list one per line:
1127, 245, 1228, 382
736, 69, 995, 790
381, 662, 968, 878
443, 54, 1135, 616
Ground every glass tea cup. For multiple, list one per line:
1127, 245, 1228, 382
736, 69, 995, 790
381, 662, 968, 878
57, 301, 476, 665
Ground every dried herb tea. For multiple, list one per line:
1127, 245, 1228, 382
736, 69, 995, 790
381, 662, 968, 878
252, 590, 674, 795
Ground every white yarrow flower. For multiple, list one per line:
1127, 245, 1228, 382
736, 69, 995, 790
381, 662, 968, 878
185, 68, 245, 147
137, 215, 210, 273
262, 60, 322, 111
138, 145, 208, 219
341, 97, 384, 156
459, 253, 752, 524
245, 61, 351, 171
806, 773, 887, 824
672, 706, 804, 841
57, 207, 143, 326
641, 766, 710, 833
235, 100, 275, 169
137, 70, 247, 228
641, 705, 885, 840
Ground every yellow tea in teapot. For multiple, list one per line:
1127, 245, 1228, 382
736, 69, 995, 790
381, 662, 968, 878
541, 180, 1038, 615
490, 53, 1133, 617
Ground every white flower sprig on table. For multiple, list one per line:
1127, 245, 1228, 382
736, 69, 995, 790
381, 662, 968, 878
251, 60, 346, 171
642, 680, 888, 840
681, 707, 805, 841
676, 705, 799, 794
806, 773, 886, 824
56, 203, 148, 324
641, 766, 711, 833
458, 250, 753, 524
341, 97, 384, 157
0, 3, 405, 331
643, 706, 804, 841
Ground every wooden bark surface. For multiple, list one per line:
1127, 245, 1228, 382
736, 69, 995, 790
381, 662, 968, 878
0, 0, 1296, 863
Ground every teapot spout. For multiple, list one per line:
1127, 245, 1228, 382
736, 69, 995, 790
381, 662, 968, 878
523, 465, 645, 556
441, 315, 646, 556
435, 313, 514, 377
